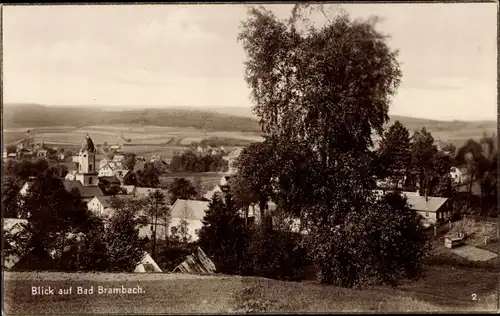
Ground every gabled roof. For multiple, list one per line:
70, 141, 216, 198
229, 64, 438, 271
93, 196, 116, 208
99, 175, 121, 184
372, 190, 448, 213
405, 195, 448, 213
63, 180, 103, 198
170, 199, 209, 220
203, 185, 223, 200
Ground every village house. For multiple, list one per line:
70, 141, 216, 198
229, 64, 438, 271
86, 195, 171, 240
98, 162, 124, 177
150, 154, 161, 163
405, 194, 450, 227
222, 147, 243, 174
169, 199, 210, 242
36, 149, 48, 158
113, 154, 125, 162
373, 190, 450, 228
87, 196, 115, 218
109, 145, 122, 153
450, 166, 463, 185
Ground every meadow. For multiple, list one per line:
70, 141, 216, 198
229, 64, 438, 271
3, 265, 497, 314
4, 124, 261, 160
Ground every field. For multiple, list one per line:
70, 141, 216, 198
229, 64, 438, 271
3, 265, 497, 314
160, 172, 226, 192
4, 125, 262, 160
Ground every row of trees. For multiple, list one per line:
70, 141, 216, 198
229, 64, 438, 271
376, 120, 497, 216
169, 150, 228, 173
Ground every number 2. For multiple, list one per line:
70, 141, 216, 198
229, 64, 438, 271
471, 293, 477, 301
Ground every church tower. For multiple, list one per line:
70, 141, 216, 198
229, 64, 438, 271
75, 133, 98, 186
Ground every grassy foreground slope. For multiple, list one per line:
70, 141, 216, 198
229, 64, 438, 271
3, 266, 497, 314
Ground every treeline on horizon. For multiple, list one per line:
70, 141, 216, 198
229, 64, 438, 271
4, 103, 497, 136
3, 104, 262, 133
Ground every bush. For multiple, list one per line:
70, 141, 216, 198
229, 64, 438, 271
240, 226, 309, 281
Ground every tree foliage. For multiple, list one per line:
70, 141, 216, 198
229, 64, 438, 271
377, 120, 412, 185
198, 193, 248, 274
104, 196, 145, 272
122, 152, 137, 170
143, 189, 171, 258
236, 4, 428, 287
409, 128, 438, 195
2, 176, 21, 218
168, 178, 198, 205
137, 162, 160, 188
9, 173, 94, 270
169, 150, 228, 173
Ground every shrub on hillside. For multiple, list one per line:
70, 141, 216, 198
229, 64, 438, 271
240, 226, 309, 281
309, 191, 430, 288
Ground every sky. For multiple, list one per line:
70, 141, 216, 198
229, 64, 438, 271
2, 3, 498, 121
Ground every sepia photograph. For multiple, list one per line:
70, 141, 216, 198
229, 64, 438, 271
1, 2, 498, 314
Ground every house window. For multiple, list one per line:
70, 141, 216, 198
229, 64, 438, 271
426, 212, 429, 218
89, 177, 93, 184
89, 164, 93, 171
84, 154, 87, 157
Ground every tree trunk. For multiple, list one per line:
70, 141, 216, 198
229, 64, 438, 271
152, 206, 157, 259
468, 172, 474, 211
259, 196, 271, 232
58, 230, 66, 270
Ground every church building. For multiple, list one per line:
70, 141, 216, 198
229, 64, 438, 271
74, 133, 99, 186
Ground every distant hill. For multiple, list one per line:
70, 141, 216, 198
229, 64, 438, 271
3, 103, 496, 140
2, 103, 261, 133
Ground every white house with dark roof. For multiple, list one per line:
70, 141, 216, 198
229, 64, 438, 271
169, 199, 210, 242
87, 196, 116, 218
373, 190, 450, 227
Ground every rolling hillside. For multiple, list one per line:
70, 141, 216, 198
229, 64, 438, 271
3, 104, 496, 149
2, 104, 261, 133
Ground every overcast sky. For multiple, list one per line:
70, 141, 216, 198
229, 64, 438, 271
3, 3, 497, 121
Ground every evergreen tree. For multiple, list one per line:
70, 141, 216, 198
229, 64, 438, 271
377, 120, 412, 187
12, 172, 94, 270
410, 128, 438, 195
198, 193, 247, 274
105, 196, 144, 272
168, 178, 198, 204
